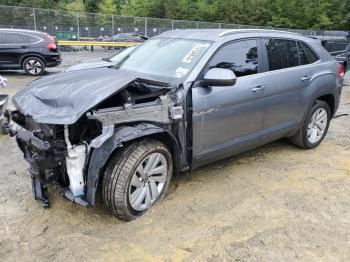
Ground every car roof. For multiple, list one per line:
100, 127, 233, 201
158, 29, 314, 42
0, 28, 46, 35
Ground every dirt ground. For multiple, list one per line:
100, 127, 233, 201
1, 53, 350, 262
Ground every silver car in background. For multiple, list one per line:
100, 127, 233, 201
7, 29, 342, 221
65, 46, 137, 72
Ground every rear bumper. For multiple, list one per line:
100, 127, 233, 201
45, 54, 61, 67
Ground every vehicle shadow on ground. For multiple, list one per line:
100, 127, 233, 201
169, 138, 295, 187
88, 138, 296, 221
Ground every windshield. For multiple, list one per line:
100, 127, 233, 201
115, 37, 211, 80
104, 46, 137, 62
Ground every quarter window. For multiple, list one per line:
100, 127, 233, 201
300, 42, 318, 63
1, 32, 25, 44
208, 39, 259, 77
24, 34, 41, 44
265, 39, 299, 71
297, 41, 319, 65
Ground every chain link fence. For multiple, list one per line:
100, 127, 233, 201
0, 5, 347, 41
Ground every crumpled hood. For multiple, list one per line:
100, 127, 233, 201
13, 67, 141, 124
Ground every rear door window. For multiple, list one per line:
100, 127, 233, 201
1, 32, 25, 44
208, 39, 259, 77
265, 39, 300, 71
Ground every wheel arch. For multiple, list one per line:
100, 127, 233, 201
298, 92, 336, 134
316, 93, 335, 116
20, 53, 46, 67
85, 123, 181, 206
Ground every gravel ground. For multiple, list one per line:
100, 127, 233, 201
1, 53, 350, 262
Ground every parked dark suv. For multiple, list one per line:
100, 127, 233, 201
0, 29, 61, 75
6, 29, 342, 221
315, 36, 350, 71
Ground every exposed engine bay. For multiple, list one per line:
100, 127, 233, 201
8, 77, 185, 208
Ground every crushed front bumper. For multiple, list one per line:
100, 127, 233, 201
8, 116, 90, 208
9, 120, 57, 207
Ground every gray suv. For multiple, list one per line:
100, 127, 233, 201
7, 29, 342, 221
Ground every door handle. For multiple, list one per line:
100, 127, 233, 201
301, 76, 310, 81
251, 85, 265, 93
21, 45, 28, 49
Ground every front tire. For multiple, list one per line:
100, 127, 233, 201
23, 57, 46, 76
290, 100, 331, 149
102, 140, 173, 221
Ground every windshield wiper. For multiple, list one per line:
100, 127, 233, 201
112, 53, 132, 69
135, 78, 171, 89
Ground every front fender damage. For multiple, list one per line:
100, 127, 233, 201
10, 77, 185, 208
85, 123, 181, 206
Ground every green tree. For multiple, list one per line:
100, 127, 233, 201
121, 0, 154, 16
63, 0, 85, 12
98, 0, 118, 15
1, 0, 350, 30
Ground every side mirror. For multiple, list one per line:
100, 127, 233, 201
201, 68, 237, 87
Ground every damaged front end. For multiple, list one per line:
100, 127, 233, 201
9, 76, 185, 208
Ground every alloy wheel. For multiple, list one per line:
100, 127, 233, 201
25, 59, 43, 75
307, 108, 328, 144
128, 152, 168, 211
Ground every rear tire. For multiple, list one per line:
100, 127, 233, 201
102, 140, 173, 221
290, 100, 331, 149
23, 57, 46, 76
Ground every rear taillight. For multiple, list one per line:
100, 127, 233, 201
338, 64, 344, 79
45, 34, 57, 49
47, 41, 56, 49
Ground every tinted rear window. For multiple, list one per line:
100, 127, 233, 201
24, 34, 41, 44
265, 39, 299, 71
324, 42, 347, 52
1, 32, 25, 44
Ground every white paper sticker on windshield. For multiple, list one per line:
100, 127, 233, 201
182, 43, 209, 64
175, 67, 189, 78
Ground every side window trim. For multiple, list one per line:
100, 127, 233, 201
197, 37, 263, 80
296, 41, 305, 65
259, 37, 269, 73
